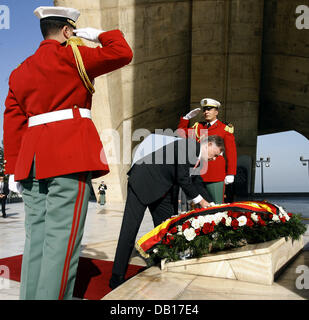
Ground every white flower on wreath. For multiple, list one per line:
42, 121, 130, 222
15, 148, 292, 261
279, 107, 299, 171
237, 215, 247, 227
197, 215, 206, 228
204, 214, 215, 223
278, 206, 290, 221
214, 212, 225, 225
177, 225, 183, 235
225, 217, 232, 227
183, 227, 197, 241
153, 248, 158, 254
191, 218, 201, 230
222, 211, 228, 218
272, 214, 280, 222
251, 212, 259, 222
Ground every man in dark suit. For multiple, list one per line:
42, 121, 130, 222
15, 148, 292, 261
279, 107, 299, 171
0, 175, 9, 218
109, 135, 225, 289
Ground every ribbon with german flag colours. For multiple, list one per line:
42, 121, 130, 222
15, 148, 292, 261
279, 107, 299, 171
135, 201, 280, 259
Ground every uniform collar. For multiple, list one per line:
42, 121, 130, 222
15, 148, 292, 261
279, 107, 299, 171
39, 39, 62, 47
206, 119, 218, 128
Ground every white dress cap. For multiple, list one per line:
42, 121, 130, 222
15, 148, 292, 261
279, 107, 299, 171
200, 98, 221, 108
34, 6, 80, 27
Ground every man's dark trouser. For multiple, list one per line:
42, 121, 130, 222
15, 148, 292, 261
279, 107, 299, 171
1, 197, 6, 215
112, 184, 175, 277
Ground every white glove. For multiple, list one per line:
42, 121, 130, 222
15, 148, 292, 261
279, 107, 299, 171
224, 175, 234, 185
183, 108, 201, 120
73, 27, 105, 43
8, 175, 23, 194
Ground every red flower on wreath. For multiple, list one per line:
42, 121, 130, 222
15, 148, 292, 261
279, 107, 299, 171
202, 222, 215, 234
170, 226, 177, 234
162, 237, 170, 245
257, 216, 266, 226
182, 221, 191, 231
246, 218, 254, 228
228, 211, 240, 218
231, 219, 239, 230
280, 217, 287, 223
244, 212, 252, 219
163, 235, 174, 245
195, 228, 201, 236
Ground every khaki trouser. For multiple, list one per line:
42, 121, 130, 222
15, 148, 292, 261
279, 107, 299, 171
20, 164, 91, 300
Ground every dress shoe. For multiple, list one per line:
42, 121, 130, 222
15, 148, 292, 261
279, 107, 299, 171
109, 274, 125, 290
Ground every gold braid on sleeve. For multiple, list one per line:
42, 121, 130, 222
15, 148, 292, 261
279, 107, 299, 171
66, 37, 95, 95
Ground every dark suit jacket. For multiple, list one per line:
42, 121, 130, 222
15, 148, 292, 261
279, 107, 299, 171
128, 138, 212, 205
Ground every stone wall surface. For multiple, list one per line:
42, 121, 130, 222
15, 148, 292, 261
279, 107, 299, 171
54, 0, 309, 201
260, 0, 309, 140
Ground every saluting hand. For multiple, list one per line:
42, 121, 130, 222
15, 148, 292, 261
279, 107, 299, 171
183, 108, 201, 120
73, 27, 106, 43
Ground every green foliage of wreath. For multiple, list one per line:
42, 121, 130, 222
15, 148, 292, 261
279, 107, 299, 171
149, 214, 306, 264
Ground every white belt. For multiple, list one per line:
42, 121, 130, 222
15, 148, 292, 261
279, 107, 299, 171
28, 107, 91, 127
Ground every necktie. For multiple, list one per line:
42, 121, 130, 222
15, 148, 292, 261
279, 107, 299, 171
207, 122, 211, 128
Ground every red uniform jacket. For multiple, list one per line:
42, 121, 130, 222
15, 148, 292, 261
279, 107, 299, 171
3, 30, 133, 181
177, 117, 237, 182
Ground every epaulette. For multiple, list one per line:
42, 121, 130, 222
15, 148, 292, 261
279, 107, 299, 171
66, 36, 85, 47
66, 37, 95, 95
224, 123, 234, 134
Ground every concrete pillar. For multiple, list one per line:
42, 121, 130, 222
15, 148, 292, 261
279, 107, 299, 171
190, 0, 265, 193
260, 0, 309, 140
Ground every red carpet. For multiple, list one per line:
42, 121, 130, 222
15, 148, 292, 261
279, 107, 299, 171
0, 255, 145, 300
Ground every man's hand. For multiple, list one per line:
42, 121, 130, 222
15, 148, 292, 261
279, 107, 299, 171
183, 108, 201, 120
224, 175, 234, 185
199, 199, 210, 208
73, 27, 106, 43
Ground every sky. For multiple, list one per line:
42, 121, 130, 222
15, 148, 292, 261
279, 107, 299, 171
254, 131, 309, 193
0, 0, 54, 129
0, 1, 309, 193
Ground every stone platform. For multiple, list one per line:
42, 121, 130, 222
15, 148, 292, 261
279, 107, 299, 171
160, 237, 304, 286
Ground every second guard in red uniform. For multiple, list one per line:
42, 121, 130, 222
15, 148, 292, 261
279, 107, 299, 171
177, 98, 237, 203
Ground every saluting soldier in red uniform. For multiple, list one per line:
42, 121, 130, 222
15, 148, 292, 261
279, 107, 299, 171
177, 98, 237, 203
3, 6, 133, 300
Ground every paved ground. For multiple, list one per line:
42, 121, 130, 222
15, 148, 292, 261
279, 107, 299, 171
0, 197, 308, 300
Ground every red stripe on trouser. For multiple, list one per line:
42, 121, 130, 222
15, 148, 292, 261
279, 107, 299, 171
58, 174, 86, 300
223, 183, 226, 203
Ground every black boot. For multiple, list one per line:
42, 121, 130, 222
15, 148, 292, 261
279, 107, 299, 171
109, 274, 125, 290
2, 212, 6, 218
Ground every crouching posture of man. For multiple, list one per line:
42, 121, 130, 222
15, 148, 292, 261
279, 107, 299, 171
110, 135, 225, 289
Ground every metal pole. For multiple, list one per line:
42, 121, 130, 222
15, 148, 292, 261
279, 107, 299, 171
300, 156, 309, 177
261, 162, 264, 194
256, 157, 270, 194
